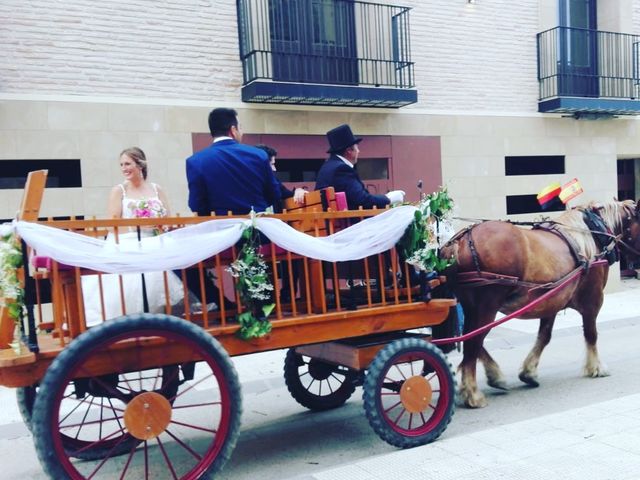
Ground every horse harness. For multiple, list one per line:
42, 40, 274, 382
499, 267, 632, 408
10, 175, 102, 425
451, 207, 621, 291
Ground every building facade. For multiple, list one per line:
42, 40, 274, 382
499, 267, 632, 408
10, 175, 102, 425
2, 0, 640, 285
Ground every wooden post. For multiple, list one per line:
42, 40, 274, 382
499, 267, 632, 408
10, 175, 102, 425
0, 170, 48, 349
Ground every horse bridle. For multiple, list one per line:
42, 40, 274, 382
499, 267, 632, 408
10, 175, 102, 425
617, 203, 640, 258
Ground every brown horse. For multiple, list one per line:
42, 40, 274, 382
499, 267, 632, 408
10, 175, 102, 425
441, 200, 640, 408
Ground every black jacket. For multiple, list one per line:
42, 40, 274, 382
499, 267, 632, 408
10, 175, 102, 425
314, 156, 389, 210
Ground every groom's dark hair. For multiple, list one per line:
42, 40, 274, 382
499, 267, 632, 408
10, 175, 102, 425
208, 108, 238, 138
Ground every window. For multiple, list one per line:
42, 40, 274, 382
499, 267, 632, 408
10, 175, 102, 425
274, 158, 324, 182
505, 155, 565, 176
558, 0, 599, 96
0, 160, 82, 189
505, 155, 566, 214
269, 0, 358, 84
506, 194, 565, 215
356, 158, 389, 180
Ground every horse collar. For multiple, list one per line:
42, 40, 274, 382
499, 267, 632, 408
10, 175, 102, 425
582, 209, 618, 265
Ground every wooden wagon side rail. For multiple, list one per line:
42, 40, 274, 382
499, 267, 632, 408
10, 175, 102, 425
24, 187, 414, 344
2, 179, 457, 391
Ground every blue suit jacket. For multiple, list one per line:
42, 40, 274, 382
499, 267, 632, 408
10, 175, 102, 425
315, 156, 390, 210
186, 139, 281, 216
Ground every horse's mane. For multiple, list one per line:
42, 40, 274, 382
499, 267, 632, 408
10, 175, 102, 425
555, 200, 635, 260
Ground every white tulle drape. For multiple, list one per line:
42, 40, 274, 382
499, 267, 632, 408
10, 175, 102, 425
14, 206, 419, 274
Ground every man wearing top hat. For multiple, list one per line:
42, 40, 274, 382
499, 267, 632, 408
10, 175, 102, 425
315, 124, 404, 209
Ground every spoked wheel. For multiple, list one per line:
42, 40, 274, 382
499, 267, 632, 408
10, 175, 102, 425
363, 338, 455, 448
16, 369, 178, 442
284, 348, 357, 411
32, 314, 242, 479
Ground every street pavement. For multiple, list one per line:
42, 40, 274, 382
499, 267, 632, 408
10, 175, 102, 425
1, 280, 640, 479
292, 279, 640, 480
295, 394, 640, 480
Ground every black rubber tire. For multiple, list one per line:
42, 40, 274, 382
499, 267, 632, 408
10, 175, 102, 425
16, 385, 37, 431
363, 338, 456, 448
32, 314, 242, 479
284, 348, 357, 411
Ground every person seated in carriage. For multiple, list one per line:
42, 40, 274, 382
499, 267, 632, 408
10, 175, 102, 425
184, 108, 283, 309
315, 124, 405, 209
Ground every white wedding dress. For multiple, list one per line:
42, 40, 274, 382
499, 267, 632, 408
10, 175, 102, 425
82, 184, 189, 327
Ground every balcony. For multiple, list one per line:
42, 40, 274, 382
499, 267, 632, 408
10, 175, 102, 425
236, 0, 417, 108
537, 27, 640, 117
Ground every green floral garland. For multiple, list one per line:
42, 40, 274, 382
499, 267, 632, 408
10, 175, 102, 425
398, 188, 456, 273
0, 228, 24, 324
227, 227, 275, 340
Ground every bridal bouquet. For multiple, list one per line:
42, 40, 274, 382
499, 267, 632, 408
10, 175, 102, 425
127, 198, 167, 218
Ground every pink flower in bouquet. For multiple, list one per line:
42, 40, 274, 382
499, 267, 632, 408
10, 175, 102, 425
127, 199, 167, 219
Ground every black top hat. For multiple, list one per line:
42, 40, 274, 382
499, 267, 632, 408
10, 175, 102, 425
326, 124, 362, 154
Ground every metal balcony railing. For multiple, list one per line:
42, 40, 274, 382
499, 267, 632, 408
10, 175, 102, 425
537, 26, 640, 101
236, 0, 414, 89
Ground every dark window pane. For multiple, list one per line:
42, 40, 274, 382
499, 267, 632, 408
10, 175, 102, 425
356, 158, 389, 180
505, 156, 565, 176
274, 158, 325, 182
0, 160, 82, 189
506, 194, 565, 214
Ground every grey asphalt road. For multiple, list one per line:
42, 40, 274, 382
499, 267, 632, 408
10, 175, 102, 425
1, 290, 640, 479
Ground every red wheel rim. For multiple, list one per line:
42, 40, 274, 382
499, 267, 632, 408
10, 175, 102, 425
49, 329, 233, 479
377, 351, 450, 436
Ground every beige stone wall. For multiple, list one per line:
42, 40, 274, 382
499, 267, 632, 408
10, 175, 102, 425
2, 98, 636, 218
2, 98, 635, 289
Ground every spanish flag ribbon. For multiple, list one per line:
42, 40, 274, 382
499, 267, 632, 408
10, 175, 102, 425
559, 178, 583, 204
537, 182, 561, 209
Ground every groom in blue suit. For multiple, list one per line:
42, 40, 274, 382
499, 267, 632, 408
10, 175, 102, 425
315, 124, 404, 209
185, 108, 281, 310
187, 108, 281, 216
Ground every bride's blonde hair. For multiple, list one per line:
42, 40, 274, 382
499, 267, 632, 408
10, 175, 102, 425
120, 147, 148, 180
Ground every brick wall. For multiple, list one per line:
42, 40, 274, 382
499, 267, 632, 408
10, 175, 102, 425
0, 0, 243, 102
2, 1, 639, 113
2, 0, 540, 113
406, 0, 540, 113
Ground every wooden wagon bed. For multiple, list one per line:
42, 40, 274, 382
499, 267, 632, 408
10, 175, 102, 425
0, 170, 457, 479
0, 172, 453, 386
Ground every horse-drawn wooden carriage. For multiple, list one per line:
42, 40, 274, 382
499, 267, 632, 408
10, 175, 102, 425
0, 171, 458, 479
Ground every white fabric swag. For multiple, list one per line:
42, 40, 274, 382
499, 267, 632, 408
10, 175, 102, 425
14, 206, 419, 275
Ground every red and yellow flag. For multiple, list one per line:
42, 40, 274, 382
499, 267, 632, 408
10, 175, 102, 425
537, 182, 561, 208
559, 178, 583, 204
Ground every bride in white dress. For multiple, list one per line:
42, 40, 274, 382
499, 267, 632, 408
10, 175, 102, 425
82, 147, 190, 326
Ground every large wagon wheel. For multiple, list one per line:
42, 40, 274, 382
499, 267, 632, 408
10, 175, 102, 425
283, 348, 357, 411
363, 338, 455, 448
31, 314, 242, 479
18, 367, 180, 457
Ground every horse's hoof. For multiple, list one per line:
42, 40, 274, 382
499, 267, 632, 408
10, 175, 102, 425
465, 397, 488, 409
488, 379, 509, 391
584, 366, 610, 378
518, 372, 540, 387
460, 391, 488, 408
